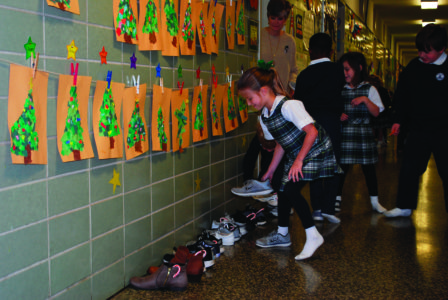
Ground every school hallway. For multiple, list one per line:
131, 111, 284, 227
110, 139, 448, 299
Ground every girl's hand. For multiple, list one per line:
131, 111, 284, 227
288, 159, 303, 182
390, 123, 400, 136
261, 170, 274, 182
340, 113, 349, 121
351, 96, 368, 107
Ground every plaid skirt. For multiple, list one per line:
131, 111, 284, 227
340, 123, 378, 164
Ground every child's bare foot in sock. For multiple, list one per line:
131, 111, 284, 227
295, 228, 324, 260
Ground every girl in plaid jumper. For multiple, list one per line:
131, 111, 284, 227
337, 52, 386, 213
237, 64, 341, 260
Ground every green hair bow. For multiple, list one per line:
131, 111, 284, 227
257, 60, 274, 70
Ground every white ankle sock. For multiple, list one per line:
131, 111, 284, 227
277, 226, 288, 236
370, 196, 386, 213
295, 226, 324, 260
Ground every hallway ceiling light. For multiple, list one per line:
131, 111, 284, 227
421, 0, 438, 9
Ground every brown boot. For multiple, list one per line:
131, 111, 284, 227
186, 250, 205, 283
130, 263, 187, 291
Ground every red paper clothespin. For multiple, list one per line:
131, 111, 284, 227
213, 75, 218, 89
178, 81, 184, 94
196, 66, 201, 79
71, 62, 79, 86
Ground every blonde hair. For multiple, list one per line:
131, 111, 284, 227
237, 67, 287, 96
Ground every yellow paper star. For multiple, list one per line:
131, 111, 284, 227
66, 40, 78, 60
195, 173, 202, 191
242, 136, 246, 147
109, 168, 121, 194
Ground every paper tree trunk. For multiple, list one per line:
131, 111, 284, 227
138, 0, 163, 51
57, 74, 94, 162
192, 85, 209, 142
236, 0, 246, 45
8, 64, 49, 165
179, 0, 197, 56
195, 1, 211, 54
238, 94, 248, 124
223, 82, 239, 133
113, 0, 139, 44
210, 84, 224, 136
151, 85, 172, 152
46, 0, 80, 14
225, 0, 236, 50
161, 0, 180, 56
207, 0, 224, 55
93, 81, 125, 159
123, 84, 149, 160
171, 89, 190, 153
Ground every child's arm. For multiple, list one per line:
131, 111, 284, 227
351, 96, 380, 117
261, 142, 284, 182
289, 123, 318, 182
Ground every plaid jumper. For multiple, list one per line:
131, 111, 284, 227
261, 98, 341, 191
340, 83, 378, 164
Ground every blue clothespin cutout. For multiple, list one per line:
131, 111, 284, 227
214, 0, 217, 5
106, 70, 112, 89
156, 63, 161, 78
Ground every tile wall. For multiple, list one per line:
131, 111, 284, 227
0, 1, 258, 299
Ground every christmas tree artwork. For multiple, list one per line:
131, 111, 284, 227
236, 0, 245, 40
164, 0, 179, 47
212, 11, 217, 43
99, 87, 120, 149
157, 106, 168, 151
238, 95, 247, 118
199, 9, 207, 52
50, 0, 71, 9
211, 92, 219, 129
182, 1, 194, 49
61, 86, 84, 161
194, 91, 204, 136
126, 99, 146, 153
227, 85, 236, 127
174, 100, 187, 152
227, 16, 232, 39
116, 0, 138, 44
10, 85, 38, 165
143, 0, 159, 44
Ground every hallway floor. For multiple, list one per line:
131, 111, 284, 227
111, 140, 448, 299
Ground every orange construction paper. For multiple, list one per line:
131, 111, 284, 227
138, 0, 163, 51
161, 0, 180, 56
225, 0, 236, 50
208, 0, 224, 54
192, 85, 209, 142
236, 0, 246, 45
151, 85, 172, 152
222, 82, 239, 133
171, 89, 190, 153
179, 0, 197, 56
8, 64, 49, 165
113, 0, 139, 44
195, 1, 212, 54
46, 0, 80, 15
210, 84, 224, 136
57, 74, 94, 162
92, 81, 125, 159
237, 94, 248, 124
123, 84, 149, 160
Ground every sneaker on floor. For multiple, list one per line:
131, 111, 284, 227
384, 208, 412, 218
253, 193, 278, 205
267, 205, 278, 217
322, 213, 341, 224
256, 231, 291, 248
231, 179, 273, 197
312, 210, 324, 222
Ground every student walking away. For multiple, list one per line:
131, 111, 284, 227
237, 61, 341, 260
385, 24, 448, 218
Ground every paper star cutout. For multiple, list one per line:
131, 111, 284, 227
196, 66, 201, 78
130, 52, 137, 69
66, 40, 78, 60
24, 37, 36, 60
178, 65, 183, 78
109, 168, 121, 194
242, 136, 246, 147
195, 173, 202, 191
156, 63, 161, 77
99, 46, 108, 64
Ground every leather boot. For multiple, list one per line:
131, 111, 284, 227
130, 263, 188, 291
186, 250, 205, 283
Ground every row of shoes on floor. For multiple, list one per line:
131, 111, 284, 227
129, 206, 268, 292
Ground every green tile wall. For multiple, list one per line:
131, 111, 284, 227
0, 0, 257, 299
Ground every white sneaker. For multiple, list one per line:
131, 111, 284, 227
384, 208, 412, 218
253, 193, 278, 205
322, 213, 341, 224
231, 179, 273, 197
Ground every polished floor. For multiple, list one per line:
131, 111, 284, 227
111, 139, 448, 299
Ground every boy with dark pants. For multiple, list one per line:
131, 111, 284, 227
385, 24, 448, 217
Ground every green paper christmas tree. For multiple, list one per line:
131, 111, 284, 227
182, 2, 194, 49
143, 0, 159, 44
227, 86, 236, 127
61, 86, 84, 161
116, 0, 138, 43
174, 100, 188, 152
227, 16, 232, 38
236, 1, 245, 39
50, 0, 71, 9
199, 9, 207, 52
164, 0, 179, 47
126, 99, 146, 153
194, 92, 204, 136
10, 86, 38, 164
238, 95, 247, 118
157, 106, 168, 151
211, 92, 219, 129
99, 88, 120, 149
212, 11, 217, 43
